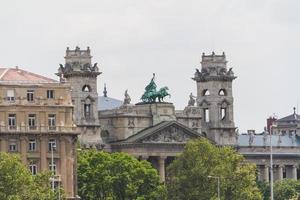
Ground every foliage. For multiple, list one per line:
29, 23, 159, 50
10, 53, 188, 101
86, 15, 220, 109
77, 150, 166, 200
0, 152, 58, 200
167, 139, 262, 200
274, 179, 300, 200
257, 181, 270, 200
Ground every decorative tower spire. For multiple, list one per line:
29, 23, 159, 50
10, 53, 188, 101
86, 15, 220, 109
103, 83, 107, 97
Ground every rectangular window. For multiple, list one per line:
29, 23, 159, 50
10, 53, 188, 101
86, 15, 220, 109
7, 90, 15, 102
203, 108, 209, 123
9, 140, 17, 152
84, 104, 91, 118
29, 139, 36, 151
47, 90, 54, 99
29, 163, 37, 175
27, 90, 34, 102
48, 139, 56, 151
48, 114, 56, 130
28, 114, 36, 130
8, 114, 16, 129
49, 161, 56, 175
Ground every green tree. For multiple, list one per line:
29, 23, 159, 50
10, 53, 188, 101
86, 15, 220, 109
0, 152, 57, 200
274, 179, 300, 200
257, 181, 270, 200
167, 139, 262, 200
77, 150, 166, 200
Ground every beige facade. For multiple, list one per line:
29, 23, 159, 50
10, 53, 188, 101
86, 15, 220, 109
0, 69, 79, 199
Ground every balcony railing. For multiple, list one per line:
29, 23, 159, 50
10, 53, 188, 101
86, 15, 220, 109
0, 125, 77, 133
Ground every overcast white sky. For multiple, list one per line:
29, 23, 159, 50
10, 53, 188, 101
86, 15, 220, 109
0, 0, 299, 133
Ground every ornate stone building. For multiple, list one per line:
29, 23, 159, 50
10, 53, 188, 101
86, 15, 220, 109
56, 47, 102, 149
0, 67, 79, 199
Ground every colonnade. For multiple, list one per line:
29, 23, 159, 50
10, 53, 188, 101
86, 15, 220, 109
259, 164, 298, 182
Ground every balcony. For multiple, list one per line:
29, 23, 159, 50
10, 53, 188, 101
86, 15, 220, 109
0, 125, 78, 134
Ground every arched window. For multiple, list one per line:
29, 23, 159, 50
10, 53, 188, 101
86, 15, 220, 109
218, 89, 227, 96
82, 85, 92, 92
202, 89, 210, 96
202, 132, 207, 137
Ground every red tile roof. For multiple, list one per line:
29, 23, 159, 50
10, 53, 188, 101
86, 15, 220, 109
0, 67, 57, 84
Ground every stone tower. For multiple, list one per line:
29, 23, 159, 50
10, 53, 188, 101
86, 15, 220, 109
56, 46, 102, 148
193, 52, 237, 145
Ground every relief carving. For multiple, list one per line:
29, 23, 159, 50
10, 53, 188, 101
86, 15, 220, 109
141, 126, 192, 143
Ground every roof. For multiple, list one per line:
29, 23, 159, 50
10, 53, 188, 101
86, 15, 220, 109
276, 113, 300, 123
98, 96, 123, 111
118, 120, 203, 143
238, 134, 300, 147
0, 67, 57, 84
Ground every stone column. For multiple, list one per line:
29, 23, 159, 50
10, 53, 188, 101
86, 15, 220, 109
158, 156, 167, 182
60, 137, 67, 191
278, 165, 283, 181
40, 136, 48, 171
292, 165, 298, 180
0, 137, 7, 152
264, 165, 269, 182
20, 136, 27, 165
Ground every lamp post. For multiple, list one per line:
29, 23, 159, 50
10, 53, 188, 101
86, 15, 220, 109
269, 125, 275, 200
208, 175, 220, 200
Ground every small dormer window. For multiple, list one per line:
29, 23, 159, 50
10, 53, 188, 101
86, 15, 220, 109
82, 85, 92, 92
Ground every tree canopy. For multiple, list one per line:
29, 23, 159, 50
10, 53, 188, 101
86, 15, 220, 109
77, 150, 166, 200
0, 152, 57, 200
166, 139, 262, 200
273, 179, 300, 200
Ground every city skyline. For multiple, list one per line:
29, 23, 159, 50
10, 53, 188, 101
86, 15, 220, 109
0, 0, 300, 132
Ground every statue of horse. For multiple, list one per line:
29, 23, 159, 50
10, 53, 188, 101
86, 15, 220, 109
156, 87, 171, 102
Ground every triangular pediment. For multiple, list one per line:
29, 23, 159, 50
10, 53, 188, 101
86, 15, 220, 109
123, 121, 202, 144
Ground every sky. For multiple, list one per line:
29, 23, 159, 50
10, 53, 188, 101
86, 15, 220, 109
0, 0, 299, 133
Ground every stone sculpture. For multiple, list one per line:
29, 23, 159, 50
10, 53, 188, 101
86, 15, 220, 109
141, 74, 171, 103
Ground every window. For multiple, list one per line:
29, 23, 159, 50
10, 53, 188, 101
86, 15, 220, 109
47, 90, 54, 99
84, 104, 91, 118
203, 108, 209, 123
29, 139, 36, 151
49, 161, 56, 175
82, 85, 91, 92
29, 163, 37, 175
28, 114, 36, 129
7, 90, 15, 102
202, 89, 210, 96
219, 89, 227, 96
48, 114, 56, 130
221, 108, 226, 120
27, 90, 34, 102
48, 139, 56, 151
8, 114, 16, 129
9, 140, 17, 152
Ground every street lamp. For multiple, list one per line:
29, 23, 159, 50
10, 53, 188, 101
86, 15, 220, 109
269, 124, 277, 200
208, 175, 220, 200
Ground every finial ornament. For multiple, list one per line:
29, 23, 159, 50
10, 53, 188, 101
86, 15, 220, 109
294, 107, 296, 114
103, 84, 107, 97
141, 74, 170, 103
